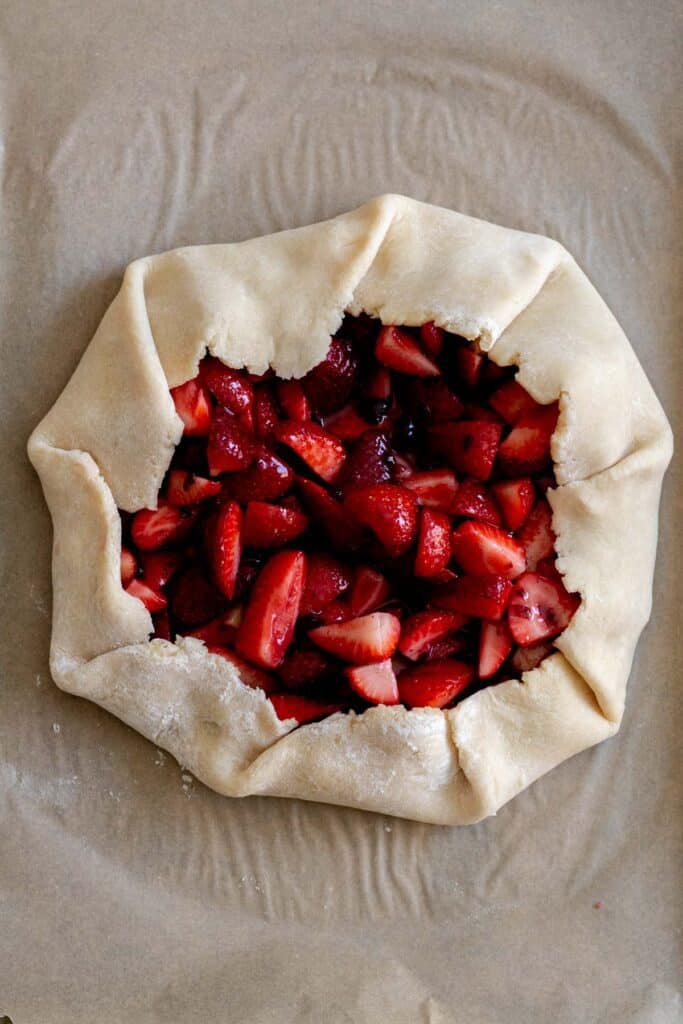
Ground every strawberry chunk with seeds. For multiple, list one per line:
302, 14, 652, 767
139, 550, 183, 592
131, 501, 196, 551
302, 336, 358, 414
322, 404, 370, 442
516, 498, 556, 570
166, 469, 222, 506
276, 379, 311, 421
300, 553, 352, 615
432, 574, 512, 621
419, 322, 445, 357
171, 566, 226, 625
120, 546, 137, 586
489, 379, 543, 424
415, 379, 465, 423
376, 326, 440, 377
346, 659, 400, 705
243, 501, 309, 549
226, 446, 293, 503
253, 387, 279, 440
349, 566, 391, 616
511, 641, 554, 673
415, 509, 452, 578
309, 612, 401, 664
452, 345, 483, 389
491, 478, 535, 531
452, 479, 501, 526
428, 421, 502, 481
275, 421, 346, 483
398, 659, 474, 708
339, 429, 392, 493
236, 550, 307, 669
207, 407, 254, 475
171, 378, 212, 437
212, 500, 243, 600
497, 403, 559, 475
451, 521, 526, 579
200, 357, 253, 421
278, 648, 336, 690
297, 478, 364, 551
126, 578, 167, 612
403, 469, 458, 512
507, 572, 580, 647
344, 483, 418, 558
270, 693, 344, 724
478, 620, 514, 679
398, 610, 468, 661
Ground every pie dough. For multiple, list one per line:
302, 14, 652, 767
28, 195, 673, 825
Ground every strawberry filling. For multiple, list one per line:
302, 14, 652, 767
119, 317, 579, 723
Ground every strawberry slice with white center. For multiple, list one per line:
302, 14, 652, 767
125, 578, 167, 612
507, 571, 580, 647
415, 509, 452, 578
478, 619, 514, 679
516, 498, 556, 570
166, 469, 222, 506
276, 379, 311, 421
346, 659, 400, 705
299, 553, 352, 615
200, 357, 253, 423
236, 550, 307, 669
212, 500, 243, 600
139, 550, 183, 592
131, 501, 196, 551
376, 325, 440, 377
398, 659, 474, 708
170, 378, 212, 437
344, 483, 418, 557
226, 446, 293, 503
398, 610, 468, 661
511, 641, 554, 673
309, 612, 401, 664
432, 574, 512, 621
275, 421, 346, 483
269, 693, 344, 724
451, 521, 526, 579
243, 501, 309, 549
348, 566, 391, 616
451, 479, 501, 526
322, 404, 371, 442
403, 469, 458, 512
498, 403, 559, 475
491, 478, 535, 531
120, 546, 137, 586
207, 406, 254, 475
419, 321, 445, 357
489, 380, 543, 424
428, 421, 502, 481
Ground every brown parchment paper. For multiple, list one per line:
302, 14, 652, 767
1, 2, 681, 1021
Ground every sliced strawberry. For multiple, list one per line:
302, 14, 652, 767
276, 379, 311, 421
170, 378, 212, 437
428, 421, 502, 481
297, 478, 364, 551
491, 478, 535, 531
212, 500, 243, 600
302, 336, 358, 414
275, 421, 346, 483
278, 648, 336, 690
126, 578, 167, 612
516, 498, 556, 570
171, 566, 226, 625
253, 386, 279, 441
478, 619, 514, 679
398, 610, 467, 661
511, 641, 554, 673
186, 612, 240, 648
226, 446, 294, 503
344, 484, 418, 557
489, 379, 542, 424
339, 429, 391, 493
497, 403, 559, 475
535, 556, 563, 584
415, 379, 465, 423
398, 659, 474, 708
419, 321, 445, 357
451, 521, 526, 579
322, 404, 370, 442
508, 572, 580, 647
318, 601, 354, 624
243, 501, 309, 549
432, 574, 512, 621
452, 344, 483, 389
270, 693, 344, 724
120, 546, 137, 586
206, 647, 276, 694
236, 550, 307, 669
376, 326, 440, 377
415, 509, 452, 578
309, 612, 401, 664
200, 357, 253, 422
300, 553, 352, 615
152, 609, 172, 641
207, 407, 254, 476
166, 469, 222, 506
348, 566, 391, 616
423, 633, 469, 661
131, 501, 196, 551
346, 659, 400, 705
403, 469, 459, 513
452, 479, 501, 526
139, 550, 183, 592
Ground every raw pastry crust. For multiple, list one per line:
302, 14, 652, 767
28, 195, 672, 825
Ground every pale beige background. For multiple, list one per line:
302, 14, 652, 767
1, 2, 681, 1021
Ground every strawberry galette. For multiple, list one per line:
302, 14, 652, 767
29, 196, 672, 824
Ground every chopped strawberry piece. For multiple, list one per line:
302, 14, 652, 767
535, 556, 563, 584
318, 601, 354, 624
390, 451, 416, 481
300, 553, 352, 615
226, 446, 294, 503
170, 378, 212, 437
423, 633, 469, 661
207, 407, 254, 476
339, 429, 391, 493
376, 326, 440, 377
349, 566, 391, 616
276, 379, 311, 421
297, 478, 364, 551
166, 469, 222, 506
126, 578, 167, 612
419, 321, 445, 357
269, 693, 344, 724
200, 357, 253, 422
491, 478, 535, 531
432, 574, 512, 621
489, 379, 543, 424
452, 479, 501, 526
212, 500, 243, 600
428, 421, 502, 481
243, 501, 309, 549
451, 521, 526, 579
498, 403, 559, 475
120, 546, 137, 586
205, 646, 276, 693
511, 641, 554, 673
139, 550, 183, 592
344, 483, 418, 557
131, 501, 196, 551
322, 404, 370, 442
398, 610, 467, 661
403, 469, 459, 512
275, 421, 346, 483
452, 344, 483, 389
253, 387, 279, 440
415, 379, 465, 423
236, 550, 307, 669
309, 612, 401, 664
478, 619, 514, 679
171, 566, 226, 625
152, 609, 172, 641
398, 659, 474, 708
415, 509, 452, 578
186, 613, 240, 648
508, 572, 580, 647
278, 648, 336, 690
516, 498, 556, 571
346, 659, 400, 705
302, 336, 358, 414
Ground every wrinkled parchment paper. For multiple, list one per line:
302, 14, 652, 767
1, 2, 681, 1021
